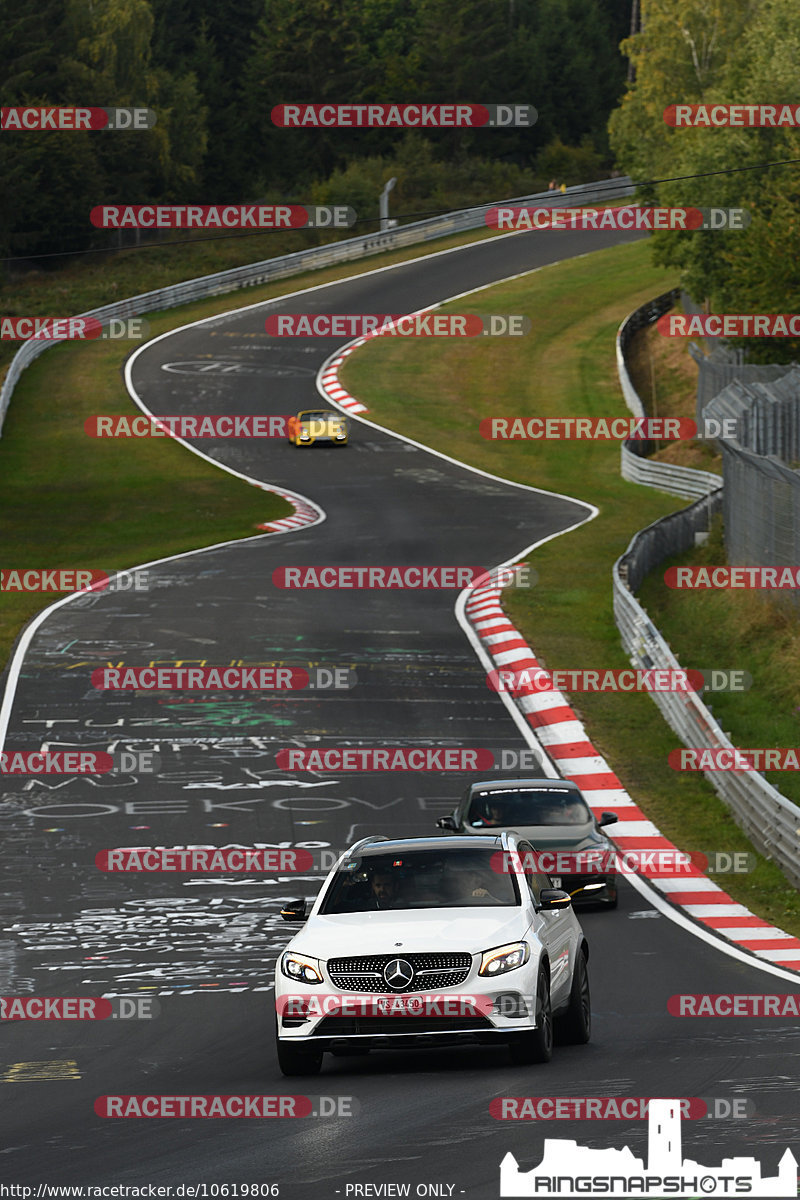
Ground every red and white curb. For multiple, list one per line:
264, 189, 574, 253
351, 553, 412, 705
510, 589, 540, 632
318, 313, 440, 414
464, 574, 800, 973
319, 340, 371, 414
255, 485, 324, 533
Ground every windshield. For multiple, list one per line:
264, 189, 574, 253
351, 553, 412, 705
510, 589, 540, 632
468, 787, 591, 828
319, 848, 519, 913
300, 412, 336, 423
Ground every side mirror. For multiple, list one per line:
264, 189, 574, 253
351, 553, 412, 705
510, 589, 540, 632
599, 812, 618, 827
436, 815, 458, 831
538, 888, 572, 910
280, 899, 307, 922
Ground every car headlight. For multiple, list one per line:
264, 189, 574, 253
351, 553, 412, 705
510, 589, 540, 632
479, 942, 530, 977
335, 431, 346, 439
281, 952, 323, 984
300, 431, 310, 440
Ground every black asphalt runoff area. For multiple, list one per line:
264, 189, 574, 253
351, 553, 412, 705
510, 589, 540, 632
2, 227, 799, 1196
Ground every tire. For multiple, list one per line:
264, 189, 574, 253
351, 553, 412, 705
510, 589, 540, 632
557, 950, 591, 1044
276, 1031, 323, 1076
508, 968, 552, 1065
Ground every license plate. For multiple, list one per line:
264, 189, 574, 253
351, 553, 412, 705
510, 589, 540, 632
551, 877, 561, 888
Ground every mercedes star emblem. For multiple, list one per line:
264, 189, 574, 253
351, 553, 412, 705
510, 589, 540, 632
383, 958, 414, 990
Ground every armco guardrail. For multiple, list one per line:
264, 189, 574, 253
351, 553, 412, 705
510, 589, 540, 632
614, 296, 800, 888
620, 451, 722, 498
616, 289, 722, 499
0, 176, 634, 438
614, 499, 800, 889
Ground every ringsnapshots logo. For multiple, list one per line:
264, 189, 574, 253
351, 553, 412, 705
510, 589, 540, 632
498, 1098, 797, 1197
271, 103, 536, 128
265, 314, 531, 337
1, 107, 156, 130
1, 568, 149, 593
486, 206, 749, 232
0, 317, 149, 341
271, 565, 533, 589
91, 205, 355, 230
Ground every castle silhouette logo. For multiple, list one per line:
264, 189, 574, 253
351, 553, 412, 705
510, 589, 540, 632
500, 1098, 797, 1197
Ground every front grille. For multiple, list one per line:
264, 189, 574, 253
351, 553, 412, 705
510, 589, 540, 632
327, 952, 472, 992
316, 1015, 493, 1036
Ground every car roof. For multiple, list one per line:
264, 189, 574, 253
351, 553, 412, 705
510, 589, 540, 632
467, 777, 583, 794
353, 835, 505, 855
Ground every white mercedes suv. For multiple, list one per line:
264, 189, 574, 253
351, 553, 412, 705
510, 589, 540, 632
274, 833, 591, 1075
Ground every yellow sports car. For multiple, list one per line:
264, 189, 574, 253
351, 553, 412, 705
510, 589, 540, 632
287, 409, 348, 446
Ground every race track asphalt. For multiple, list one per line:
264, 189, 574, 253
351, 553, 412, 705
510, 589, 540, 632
2, 226, 798, 1197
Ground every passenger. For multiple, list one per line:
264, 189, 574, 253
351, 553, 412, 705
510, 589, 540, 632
447, 866, 504, 904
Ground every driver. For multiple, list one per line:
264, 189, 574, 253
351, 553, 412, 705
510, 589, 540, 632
369, 869, 400, 910
471, 799, 507, 827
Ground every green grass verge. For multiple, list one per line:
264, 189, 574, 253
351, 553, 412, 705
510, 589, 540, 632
639, 516, 800, 808
0, 332, 292, 669
340, 236, 800, 937
0, 224, 514, 673
0, 224, 502, 376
